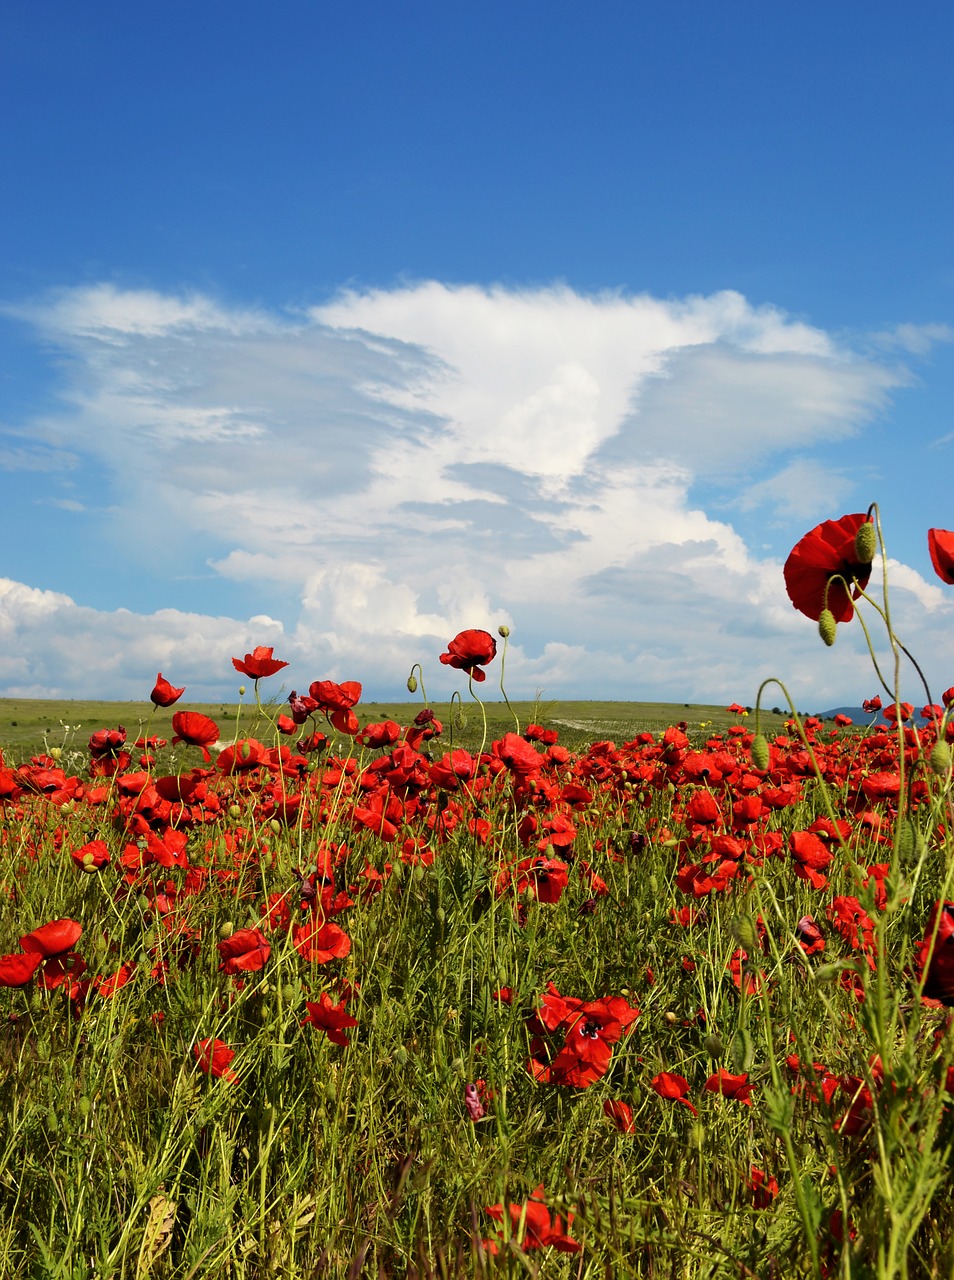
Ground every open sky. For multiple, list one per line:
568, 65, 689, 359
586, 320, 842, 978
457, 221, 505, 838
2, 0, 953, 709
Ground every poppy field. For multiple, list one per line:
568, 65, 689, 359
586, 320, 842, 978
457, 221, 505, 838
4, 510, 954, 1278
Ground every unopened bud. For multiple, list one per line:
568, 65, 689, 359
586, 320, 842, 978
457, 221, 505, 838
750, 734, 770, 771
818, 610, 837, 647
497, 624, 510, 638
930, 740, 952, 776
237, 685, 246, 697
854, 520, 876, 564
407, 674, 418, 693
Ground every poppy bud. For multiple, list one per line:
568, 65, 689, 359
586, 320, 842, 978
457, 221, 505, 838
704, 1033, 724, 1059
818, 610, 837, 646
237, 685, 246, 697
497, 624, 510, 638
854, 520, 876, 564
930, 741, 952, 776
407, 674, 418, 693
750, 734, 770, 771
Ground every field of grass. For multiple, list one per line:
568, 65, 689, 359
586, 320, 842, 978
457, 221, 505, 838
0, 696, 795, 765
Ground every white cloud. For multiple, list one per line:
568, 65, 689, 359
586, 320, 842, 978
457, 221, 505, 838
2, 279, 940, 705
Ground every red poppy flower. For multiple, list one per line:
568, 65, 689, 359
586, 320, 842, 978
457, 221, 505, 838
232, 646, 289, 680
783, 513, 873, 622
309, 680, 362, 735
70, 839, 111, 872
928, 529, 954, 584
603, 1099, 635, 1133
545, 996, 639, 1088
0, 952, 44, 987
20, 918, 83, 957
194, 1038, 239, 1082
704, 1068, 756, 1105
749, 1167, 780, 1209
916, 901, 954, 1003
171, 711, 220, 762
863, 696, 883, 714
484, 1185, 580, 1255
217, 928, 271, 976
150, 673, 185, 707
439, 629, 497, 682
650, 1072, 698, 1116
301, 992, 359, 1046
292, 919, 352, 964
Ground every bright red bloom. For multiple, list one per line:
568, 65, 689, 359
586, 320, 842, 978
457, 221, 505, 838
216, 738, 268, 774
544, 996, 639, 1088
916, 901, 954, 1003
928, 529, 954, 584
863, 695, 883, 714
70, 839, 111, 872
150, 673, 185, 707
603, 1099, 635, 1133
232, 646, 289, 680
484, 1184, 580, 1255
502, 855, 569, 904
301, 992, 359, 1046
20, 918, 83, 957
439, 629, 497, 682
704, 1069, 756, 1105
292, 919, 352, 964
650, 1072, 698, 1116
217, 928, 271, 976
309, 680, 362, 735
0, 952, 44, 986
783, 513, 873, 622
194, 1038, 239, 1082
171, 711, 220, 762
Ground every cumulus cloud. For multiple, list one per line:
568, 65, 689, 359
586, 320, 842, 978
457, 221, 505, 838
1, 278, 941, 704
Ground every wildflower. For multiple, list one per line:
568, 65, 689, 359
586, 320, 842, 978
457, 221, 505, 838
301, 992, 359, 1045
484, 1184, 580, 1254
171, 711, 221, 762
20, 918, 83, 957
704, 1069, 756, 1104
863, 695, 883, 714
309, 680, 362, 735
194, 1038, 239, 1083
70, 839, 110, 872
783, 513, 873, 622
794, 914, 826, 955
0, 952, 44, 987
603, 1099, 635, 1132
232, 646, 289, 680
650, 1072, 698, 1116
292, 919, 351, 964
217, 928, 270, 976
150, 673, 185, 707
464, 1082, 486, 1120
748, 1167, 779, 1208
439, 629, 497, 682
928, 529, 954, 584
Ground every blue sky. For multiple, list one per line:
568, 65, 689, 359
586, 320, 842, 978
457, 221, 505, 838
1, 0, 953, 708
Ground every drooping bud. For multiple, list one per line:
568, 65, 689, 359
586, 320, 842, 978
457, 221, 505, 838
750, 734, 770, 771
406, 674, 418, 693
818, 610, 837, 647
854, 519, 876, 565
930, 740, 952, 776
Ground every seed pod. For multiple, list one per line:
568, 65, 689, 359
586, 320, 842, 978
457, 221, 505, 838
750, 734, 770, 771
854, 520, 876, 564
818, 610, 837, 647
930, 740, 952, 776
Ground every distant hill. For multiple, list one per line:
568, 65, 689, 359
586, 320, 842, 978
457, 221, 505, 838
816, 705, 930, 728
